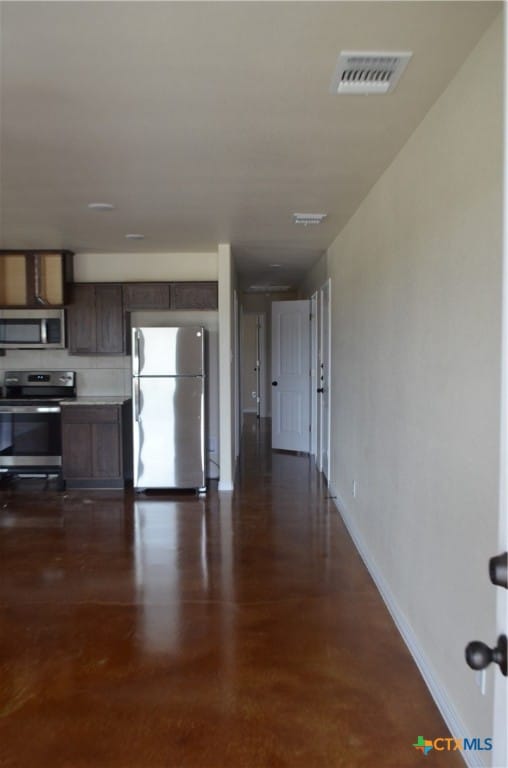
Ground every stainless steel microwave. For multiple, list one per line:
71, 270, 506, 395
0, 309, 66, 349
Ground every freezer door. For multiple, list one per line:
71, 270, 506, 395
133, 376, 205, 489
132, 327, 204, 376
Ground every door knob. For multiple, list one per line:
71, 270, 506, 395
317, 388, 324, 393
465, 635, 507, 677
489, 552, 507, 589
271, 381, 278, 386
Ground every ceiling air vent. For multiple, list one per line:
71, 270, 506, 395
331, 51, 412, 95
246, 285, 291, 293
293, 213, 327, 226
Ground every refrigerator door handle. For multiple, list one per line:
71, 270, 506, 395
132, 330, 139, 376
133, 329, 145, 376
134, 377, 141, 422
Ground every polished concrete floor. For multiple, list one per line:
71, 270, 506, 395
0, 416, 461, 767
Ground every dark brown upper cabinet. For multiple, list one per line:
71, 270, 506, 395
0, 250, 73, 307
68, 283, 124, 355
170, 282, 218, 310
122, 283, 171, 311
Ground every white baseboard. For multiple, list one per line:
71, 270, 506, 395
328, 482, 484, 768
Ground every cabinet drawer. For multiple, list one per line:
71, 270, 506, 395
62, 406, 120, 424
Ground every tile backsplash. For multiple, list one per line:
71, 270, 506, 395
0, 350, 131, 396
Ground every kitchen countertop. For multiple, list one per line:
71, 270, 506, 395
60, 396, 132, 406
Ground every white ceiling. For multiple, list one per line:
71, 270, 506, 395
0, 1, 501, 290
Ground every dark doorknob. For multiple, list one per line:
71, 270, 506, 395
317, 388, 324, 393
489, 552, 507, 589
271, 381, 278, 386
465, 635, 507, 677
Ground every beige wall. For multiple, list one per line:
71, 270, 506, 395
322, 16, 502, 753
74, 251, 217, 282
298, 252, 328, 299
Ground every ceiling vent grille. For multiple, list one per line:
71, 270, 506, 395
331, 51, 412, 95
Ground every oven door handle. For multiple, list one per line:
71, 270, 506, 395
0, 405, 61, 414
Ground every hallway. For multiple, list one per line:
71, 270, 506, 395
0, 416, 461, 768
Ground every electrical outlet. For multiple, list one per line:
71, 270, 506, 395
475, 669, 487, 695
207, 437, 217, 454
251, 391, 257, 400
352, 480, 357, 498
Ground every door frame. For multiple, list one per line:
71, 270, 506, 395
312, 279, 332, 478
310, 292, 318, 458
240, 311, 267, 418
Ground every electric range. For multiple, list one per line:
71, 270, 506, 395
0, 370, 76, 474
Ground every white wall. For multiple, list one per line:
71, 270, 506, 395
218, 243, 235, 490
322, 15, 502, 757
74, 251, 217, 282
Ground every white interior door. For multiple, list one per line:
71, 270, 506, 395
492, 14, 508, 761
271, 300, 310, 452
319, 280, 331, 481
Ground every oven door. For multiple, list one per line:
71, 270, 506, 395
0, 405, 62, 469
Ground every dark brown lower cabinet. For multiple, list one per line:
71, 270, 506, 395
61, 402, 131, 489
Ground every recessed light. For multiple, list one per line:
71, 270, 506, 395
270, 263, 281, 268
293, 213, 327, 226
87, 202, 114, 210
125, 233, 145, 240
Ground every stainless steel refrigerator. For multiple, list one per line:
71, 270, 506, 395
132, 326, 206, 492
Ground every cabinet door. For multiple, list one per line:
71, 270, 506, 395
62, 405, 122, 482
0, 250, 73, 307
67, 284, 96, 354
123, 283, 170, 311
171, 282, 218, 310
33, 253, 67, 305
0, 254, 28, 305
95, 285, 124, 355
61, 422, 93, 478
93, 422, 121, 478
